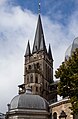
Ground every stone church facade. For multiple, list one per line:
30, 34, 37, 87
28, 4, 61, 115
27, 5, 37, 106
18, 14, 57, 103
6, 14, 78, 119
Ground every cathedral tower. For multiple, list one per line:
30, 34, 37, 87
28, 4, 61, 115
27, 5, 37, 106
18, 14, 57, 102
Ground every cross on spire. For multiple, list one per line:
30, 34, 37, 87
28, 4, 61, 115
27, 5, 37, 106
38, 0, 41, 14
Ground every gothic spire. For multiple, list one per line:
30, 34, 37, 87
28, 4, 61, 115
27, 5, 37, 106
48, 44, 53, 60
32, 14, 46, 53
39, 34, 47, 51
25, 40, 31, 57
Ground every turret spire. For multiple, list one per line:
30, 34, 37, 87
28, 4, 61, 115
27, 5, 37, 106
48, 44, 53, 60
39, 34, 47, 51
25, 40, 31, 57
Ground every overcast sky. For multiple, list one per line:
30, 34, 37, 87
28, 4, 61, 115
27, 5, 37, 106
0, 0, 78, 113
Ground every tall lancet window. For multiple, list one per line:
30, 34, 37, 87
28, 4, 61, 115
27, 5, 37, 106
46, 64, 47, 79
53, 112, 57, 119
30, 74, 33, 83
27, 75, 29, 84
35, 75, 38, 83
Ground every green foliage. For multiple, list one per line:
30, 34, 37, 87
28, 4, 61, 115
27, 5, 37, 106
55, 48, 78, 114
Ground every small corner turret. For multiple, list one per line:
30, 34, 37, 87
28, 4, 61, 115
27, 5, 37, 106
25, 40, 31, 57
48, 44, 53, 61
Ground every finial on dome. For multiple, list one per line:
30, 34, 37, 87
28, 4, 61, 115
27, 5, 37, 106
38, 0, 41, 14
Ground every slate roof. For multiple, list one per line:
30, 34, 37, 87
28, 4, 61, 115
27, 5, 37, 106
0, 113, 5, 119
10, 92, 49, 111
32, 14, 46, 53
48, 44, 53, 60
25, 40, 31, 56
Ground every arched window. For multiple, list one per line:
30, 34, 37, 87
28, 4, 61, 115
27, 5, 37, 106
49, 68, 51, 80
40, 87, 41, 92
50, 113, 52, 119
36, 87, 38, 92
27, 75, 29, 84
48, 66, 49, 79
31, 86, 32, 90
53, 112, 57, 119
30, 74, 33, 83
46, 82, 47, 89
46, 64, 47, 79
28, 65, 31, 70
35, 75, 38, 83
37, 63, 40, 69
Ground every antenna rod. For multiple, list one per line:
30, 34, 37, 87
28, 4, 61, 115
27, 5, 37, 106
38, 0, 41, 14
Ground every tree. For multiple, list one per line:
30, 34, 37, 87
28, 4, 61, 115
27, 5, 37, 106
55, 48, 78, 114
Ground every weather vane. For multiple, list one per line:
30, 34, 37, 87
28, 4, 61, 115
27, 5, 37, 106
38, 0, 41, 14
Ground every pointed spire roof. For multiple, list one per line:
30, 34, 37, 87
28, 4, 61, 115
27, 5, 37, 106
40, 35, 47, 51
25, 40, 31, 57
32, 14, 46, 53
48, 44, 53, 60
